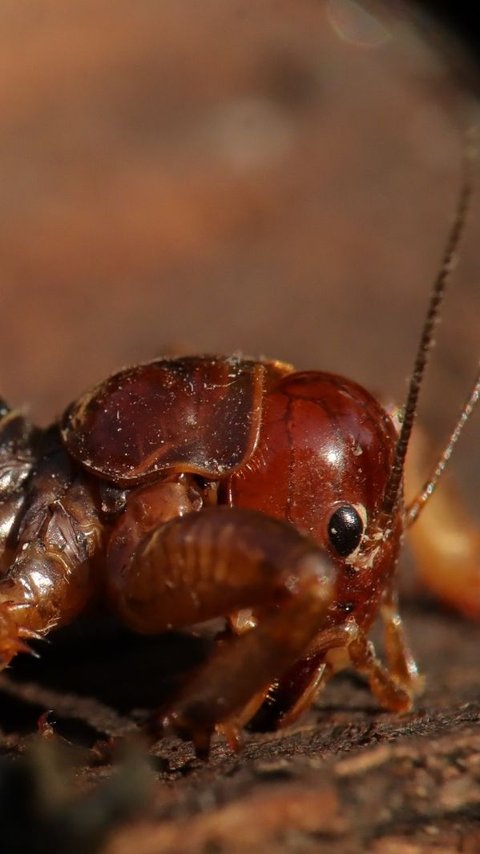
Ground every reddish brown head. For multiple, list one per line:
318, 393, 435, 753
227, 370, 401, 628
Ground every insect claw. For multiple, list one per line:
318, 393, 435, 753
19, 628, 46, 642
27, 645, 41, 659
17, 638, 37, 657
147, 709, 215, 759
216, 721, 243, 753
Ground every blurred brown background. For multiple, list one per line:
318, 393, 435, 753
0, 0, 479, 497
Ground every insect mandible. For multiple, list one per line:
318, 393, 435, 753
0, 148, 479, 758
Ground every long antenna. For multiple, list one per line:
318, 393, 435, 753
381, 138, 475, 519
406, 364, 480, 526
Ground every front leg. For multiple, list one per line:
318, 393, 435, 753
106, 506, 336, 755
347, 624, 413, 713
243, 600, 420, 732
380, 586, 423, 694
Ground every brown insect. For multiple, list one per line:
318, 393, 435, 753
0, 156, 478, 758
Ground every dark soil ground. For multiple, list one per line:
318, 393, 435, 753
1, 600, 480, 853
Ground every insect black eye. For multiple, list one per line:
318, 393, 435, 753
327, 505, 364, 558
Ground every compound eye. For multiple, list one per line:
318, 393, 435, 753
327, 504, 364, 558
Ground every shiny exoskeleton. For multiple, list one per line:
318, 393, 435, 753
0, 354, 426, 754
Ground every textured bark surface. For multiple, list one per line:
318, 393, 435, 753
1, 601, 480, 852
0, 2, 479, 852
